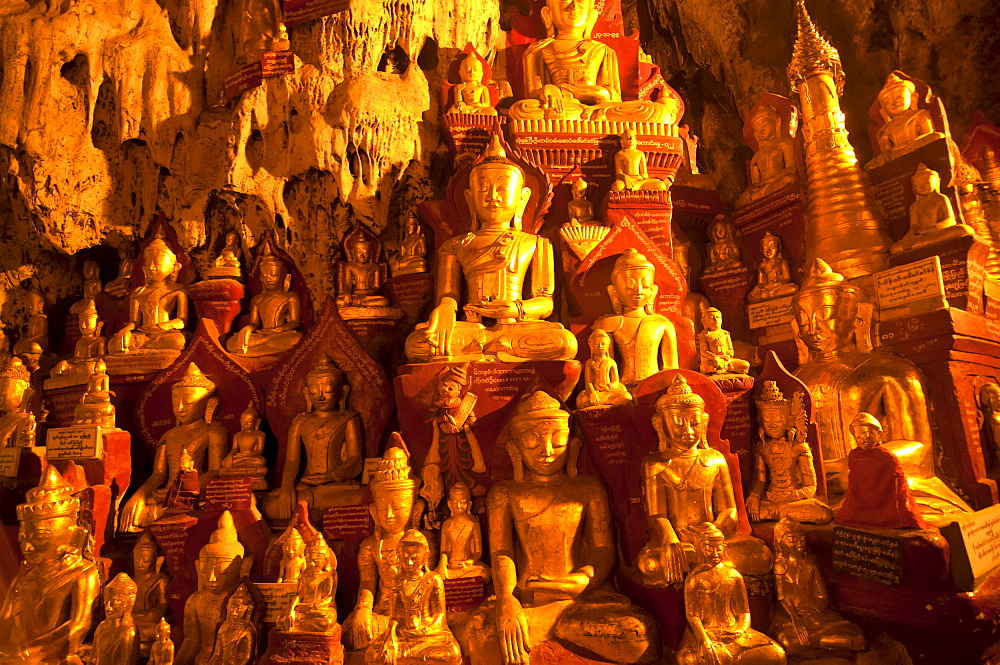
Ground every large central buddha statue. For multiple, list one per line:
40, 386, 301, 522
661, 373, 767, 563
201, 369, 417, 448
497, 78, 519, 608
405, 137, 577, 363
510, 0, 676, 124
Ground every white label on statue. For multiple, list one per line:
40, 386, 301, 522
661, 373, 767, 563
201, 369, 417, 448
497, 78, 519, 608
256, 583, 298, 623
953, 504, 1000, 581
874, 256, 947, 309
747, 296, 795, 329
46, 426, 103, 460
0, 447, 19, 476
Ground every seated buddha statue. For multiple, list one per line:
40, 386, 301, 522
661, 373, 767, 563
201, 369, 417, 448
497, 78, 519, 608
567, 177, 596, 225
0, 466, 101, 665
226, 245, 302, 356
390, 214, 429, 276
866, 72, 945, 170
704, 216, 743, 275
576, 328, 632, 409
337, 234, 395, 314
220, 401, 268, 490
593, 249, 679, 387
698, 308, 750, 376
439, 482, 490, 580
73, 359, 116, 427
611, 130, 668, 192
447, 55, 497, 115
92, 573, 139, 665
510, 0, 676, 124
132, 531, 171, 657
204, 231, 242, 279
0, 357, 36, 448
50, 298, 106, 379
119, 362, 228, 532
109, 233, 189, 357
12, 291, 48, 356
792, 259, 971, 518
281, 537, 339, 634
150, 620, 174, 665
405, 136, 577, 363
747, 232, 798, 302
207, 581, 258, 665
466, 391, 659, 665
636, 374, 772, 586
891, 163, 974, 254
735, 104, 799, 207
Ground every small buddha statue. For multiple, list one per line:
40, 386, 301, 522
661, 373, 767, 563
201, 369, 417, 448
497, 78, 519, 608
466, 391, 658, 665
205, 232, 242, 279
344, 445, 422, 650
704, 216, 743, 274
611, 130, 668, 192
747, 232, 798, 302
176, 511, 246, 665
575, 328, 632, 409
770, 517, 866, 654
207, 581, 258, 665
150, 619, 175, 665
866, 72, 945, 170
835, 413, 926, 530
676, 523, 786, 665
51, 298, 106, 379
220, 402, 268, 490
736, 104, 799, 207
567, 177, 596, 225
673, 242, 711, 335
72, 358, 116, 427
105, 258, 135, 300
746, 382, 832, 524
109, 232, 189, 356
891, 163, 974, 254
593, 249, 679, 387
69, 259, 103, 315
236, 0, 286, 64
367, 529, 462, 665
226, 245, 302, 356
636, 374, 772, 586
0, 356, 36, 448
405, 136, 577, 363
0, 466, 102, 665
268, 356, 363, 520
390, 214, 429, 277
12, 291, 48, 357
93, 573, 140, 665
164, 448, 201, 511
438, 482, 489, 580
510, 0, 675, 124
447, 55, 497, 115
119, 362, 227, 532
277, 527, 306, 584
281, 536, 339, 634
336, 234, 393, 310
132, 531, 171, 657
980, 383, 1000, 466
698, 308, 750, 376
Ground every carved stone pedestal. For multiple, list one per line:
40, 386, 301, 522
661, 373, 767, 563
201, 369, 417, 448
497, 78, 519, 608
888, 234, 988, 315
189, 278, 245, 336
748, 295, 799, 369
604, 189, 673, 254
261, 627, 345, 665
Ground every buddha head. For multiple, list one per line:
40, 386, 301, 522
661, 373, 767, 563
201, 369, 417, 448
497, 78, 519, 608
240, 401, 260, 432
17, 466, 84, 565
447, 482, 472, 517
370, 444, 420, 536
877, 73, 917, 119
588, 328, 612, 358
709, 215, 735, 244
609, 248, 658, 315
673, 242, 692, 283
692, 522, 727, 567
761, 231, 782, 260
399, 528, 430, 578
459, 54, 485, 84
773, 516, 807, 560
281, 525, 305, 560
78, 299, 101, 337
849, 412, 884, 450
980, 383, 1000, 414
436, 363, 468, 406
142, 233, 179, 284
104, 573, 137, 619
912, 163, 941, 197
701, 307, 723, 332
155, 618, 171, 644
620, 129, 639, 150
83, 259, 100, 281
0, 357, 31, 413
224, 581, 256, 625
26, 291, 45, 316
259, 247, 291, 292
224, 231, 239, 248
171, 362, 218, 426
133, 529, 161, 574
305, 536, 336, 575
304, 355, 348, 413
755, 381, 792, 440
405, 213, 422, 235
572, 177, 589, 200
792, 259, 864, 358
505, 391, 575, 481
93, 358, 108, 376
653, 374, 709, 453
467, 135, 531, 231
196, 511, 244, 594
749, 104, 781, 144
542, 0, 596, 39
353, 237, 375, 265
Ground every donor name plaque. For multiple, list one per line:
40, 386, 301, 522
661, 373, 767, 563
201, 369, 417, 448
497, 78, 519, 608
748, 296, 795, 330
832, 526, 902, 587
874, 256, 947, 313
940, 504, 1000, 592
46, 426, 104, 460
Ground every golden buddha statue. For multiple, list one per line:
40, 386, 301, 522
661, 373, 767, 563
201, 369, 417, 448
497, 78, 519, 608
344, 445, 422, 650
0, 356, 36, 448
281, 536, 339, 634
510, 0, 675, 124
611, 130, 668, 192
176, 511, 246, 665
50, 298, 106, 380
704, 216, 743, 274
226, 245, 303, 356
205, 232, 242, 279
405, 136, 577, 363
390, 214, 429, 277
267, 357, 363, 520
576, 329, 632, 409
109, 233, 189, 357
105, 258, 135, 300
736, 104, 799, 207
567, 177, 596, 225
466, 391, 658, 665
337, 234, 395, 316
674, 242, 711, 335
770, 517, 865, 654
594, 249, 679, 387
72, 358, 116, 427
12, 291, 49, 356
119, 362, 227, 532
448, 55, 497, 115
439, 482, 489, 580
367, 529, 462, 665
207, 581, 258, 665
220, 402, 268, 490
698, 308, 750, 376
277, 527, 306, 583
891, 163, 974, 254
93, 573, 140, 665
866, 72, 945, 170
0, 466, 102, 665
150, 619, 175, 665
746, 382, 832, 524
69, 259, 103, 315
676, 523, 786, 665
636, 374, 772, 586
747, 232, 798, 303
132, 531, 171, 657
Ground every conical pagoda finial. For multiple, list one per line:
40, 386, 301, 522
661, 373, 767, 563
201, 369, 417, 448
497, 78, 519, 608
788, 0, 844, 95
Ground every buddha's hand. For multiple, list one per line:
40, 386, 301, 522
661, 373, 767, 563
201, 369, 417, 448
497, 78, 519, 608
270, 486, 295, 520
497, 595, 531, 665
119, 490, 148, 533
746, 494, 760, 522
426, 303, 457, 357
541, 84, 564, 115
465, 300, 519, 320
660, 542, 688, 584
700, 639, 723, 665
524, 570, 591, 597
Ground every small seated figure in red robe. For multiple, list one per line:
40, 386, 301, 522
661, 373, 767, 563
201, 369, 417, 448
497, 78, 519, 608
835, 413, 927, 529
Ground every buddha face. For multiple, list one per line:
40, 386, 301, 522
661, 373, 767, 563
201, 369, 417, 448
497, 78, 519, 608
171, 386, 211, 425
660, 403, 707, 451
133, 543, 157, 572
462, 56, 484, 83
699, 536, 726, 566
400, 542, 428, 577
588, 331, 610, 356
881, 85, 913, 117
0, 377, 28, 413
711, 222, 729, 242
448, 487, 471, 516
850, 422, 883, 450
240, 411, 256, 431
613, 266, 657, 312
144, 249, 176, 283
156, 622, 170, 641
467, 165, 530, 229
105, 589, 134, 618
83, 260, 100, 279
373, 491, 414, 535
283, 532, 304, 556
779, 528, 806, 555
19, 515, 76, 563
759, 404, 790, 439
751, 112, 778, 143
513, 417, 570, 477
981, 384, 1000, 412
79, 311, 99, 336
702, 309, 722, 331
793, 288, 856, 356
913, 169, 939, 196
225, 232, 238, 246
198, 554, 241, 594
260, 260, 288, 292
307, 373, 344, 412
621, 132, 638, 150
544, 0, 594, 36
226, 590, 252, 622
355, 241, 373, 264
306, 543, 330, 570
27, 293, 44, 315
761, 237, 779, 259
